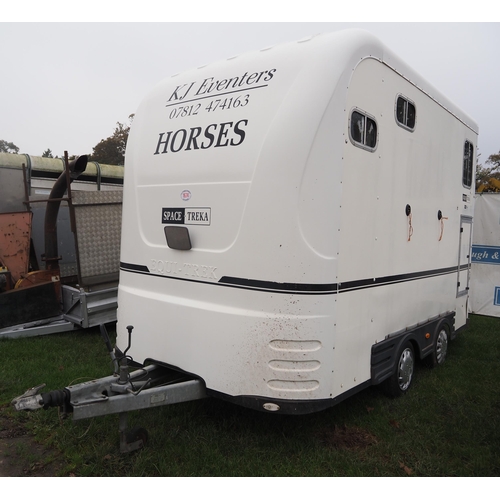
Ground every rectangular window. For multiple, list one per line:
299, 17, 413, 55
396, 95, 416, 131
349, 109, 377, 151
365, 118, 377, 148
463, 140, 474, 188
351, 111, 364, 144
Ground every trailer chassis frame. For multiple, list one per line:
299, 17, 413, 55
12, 361, 207, 453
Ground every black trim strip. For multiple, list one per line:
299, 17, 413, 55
120, 261, 469, 296
120, 262, 150, 274
217, 276, 337, 293
338, 266, 459, 293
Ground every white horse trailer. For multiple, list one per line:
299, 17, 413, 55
116, 29, 478, 413
14, 30, 478, 450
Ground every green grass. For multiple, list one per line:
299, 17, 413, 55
1, 314, 499, 476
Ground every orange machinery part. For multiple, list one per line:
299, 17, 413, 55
0, 212, 33, 284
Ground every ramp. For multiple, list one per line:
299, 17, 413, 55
63, 190, 123, 328
71, 190, 123, 286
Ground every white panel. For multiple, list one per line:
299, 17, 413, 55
470, 194, 500, 316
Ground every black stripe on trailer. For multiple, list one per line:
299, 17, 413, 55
120, 261, 467, 296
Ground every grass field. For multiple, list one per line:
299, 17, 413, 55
1, 313, 499, 477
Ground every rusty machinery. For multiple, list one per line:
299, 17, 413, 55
0, 154, 88, 329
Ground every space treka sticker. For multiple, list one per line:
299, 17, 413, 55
162, 207, 211, 226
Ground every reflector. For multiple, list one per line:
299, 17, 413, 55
164, 226, 192, 250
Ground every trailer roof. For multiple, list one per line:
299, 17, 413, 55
163, 29, 478, 135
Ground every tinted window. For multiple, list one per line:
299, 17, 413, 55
396, 97, 405, 124
351, 111, 364, 144
396, 95, 416, 131
366, 118, 377, 148
350, 109, 377, 151
406, 102, 416, 129
463, 141, 474, 188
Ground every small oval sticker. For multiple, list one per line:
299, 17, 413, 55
180, 190, 191, 201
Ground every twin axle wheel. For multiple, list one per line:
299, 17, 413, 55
382, 324, 450, 398
426, 326, 449, 368
383, 341, 415, 397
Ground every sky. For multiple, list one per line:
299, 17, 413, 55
1, 6, 499, 165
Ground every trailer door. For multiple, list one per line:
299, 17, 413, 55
457, 216, 473, 296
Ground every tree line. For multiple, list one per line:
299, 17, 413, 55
0, 114, 134, 166
476, 152, 500, 190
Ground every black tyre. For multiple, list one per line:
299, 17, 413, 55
383, 341, 415, 397
426, 324, 449, 368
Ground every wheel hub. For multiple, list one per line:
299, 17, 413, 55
398, 348, 414, 391
436, 329, 448, 364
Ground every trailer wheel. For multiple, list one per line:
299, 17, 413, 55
426, 324, 449, 368
383, 341, 415, 397
126, 426, 149, 448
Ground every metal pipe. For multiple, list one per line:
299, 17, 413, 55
92, 161, 102, 190
44, 154, 87, 271
22, 154, 32, 195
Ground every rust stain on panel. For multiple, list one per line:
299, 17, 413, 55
0, 212, 33, 282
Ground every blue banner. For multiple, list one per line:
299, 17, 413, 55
495, 287, 500, 306
471, 245, 500, 265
